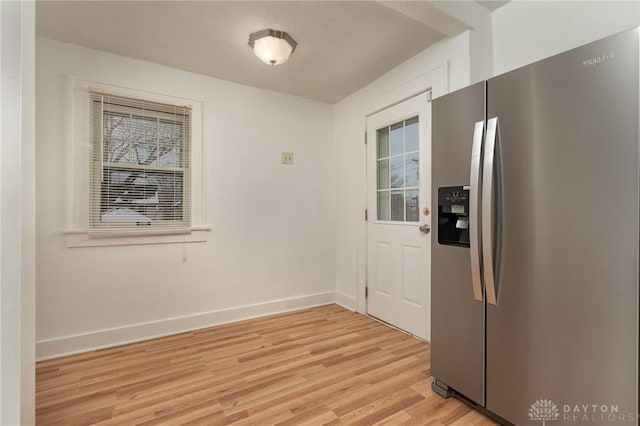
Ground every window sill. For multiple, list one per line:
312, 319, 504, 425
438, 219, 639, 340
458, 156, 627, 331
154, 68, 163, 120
64, 226, 211, 248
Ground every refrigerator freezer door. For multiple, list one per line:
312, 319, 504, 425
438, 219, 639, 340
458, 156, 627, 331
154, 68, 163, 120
485, 28, 639, 425
431, 81, 485, 405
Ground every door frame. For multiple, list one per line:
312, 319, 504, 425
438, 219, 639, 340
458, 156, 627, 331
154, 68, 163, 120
356, 63, 449, 315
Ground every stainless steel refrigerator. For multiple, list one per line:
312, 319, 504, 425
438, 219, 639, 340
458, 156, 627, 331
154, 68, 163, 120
431, 27, 639, 425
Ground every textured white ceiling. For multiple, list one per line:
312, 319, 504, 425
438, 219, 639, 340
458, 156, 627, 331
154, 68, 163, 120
36, 1, 500, 103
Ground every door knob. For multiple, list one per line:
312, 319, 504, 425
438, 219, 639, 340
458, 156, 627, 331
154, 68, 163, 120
419, 224, 431, 234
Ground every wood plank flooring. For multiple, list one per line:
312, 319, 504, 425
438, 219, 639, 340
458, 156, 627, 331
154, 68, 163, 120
36, 304, 498, 425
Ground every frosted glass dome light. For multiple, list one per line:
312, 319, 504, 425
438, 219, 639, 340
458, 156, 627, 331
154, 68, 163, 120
248, 29, 297, 66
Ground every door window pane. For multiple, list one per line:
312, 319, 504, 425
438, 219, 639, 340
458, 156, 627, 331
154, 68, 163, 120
377, 128, 389, 159
377, 191, 390, 220
390, 156, 404, 188
390, 191, 404, 221
406, 190, 419, 222
377, 159, 389, 190
390, 123, 404, 156
405, 152, 419, 187
405, 116, 419, 153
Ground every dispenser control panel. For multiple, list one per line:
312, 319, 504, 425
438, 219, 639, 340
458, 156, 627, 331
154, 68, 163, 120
438, 186, 470, 247
438, 187, 469, 214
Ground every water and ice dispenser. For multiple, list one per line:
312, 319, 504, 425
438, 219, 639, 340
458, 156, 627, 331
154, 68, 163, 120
437, 186, 470, 247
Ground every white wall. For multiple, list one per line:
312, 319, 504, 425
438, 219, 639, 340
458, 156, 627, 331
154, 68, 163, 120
469, 10, 493, 83
1, 0, 36, 424
332, 32, 471, 312
36, 38, 336, 359
492, 1, 640, 76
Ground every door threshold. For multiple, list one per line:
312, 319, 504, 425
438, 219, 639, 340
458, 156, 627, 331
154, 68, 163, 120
366, 314, 429, 343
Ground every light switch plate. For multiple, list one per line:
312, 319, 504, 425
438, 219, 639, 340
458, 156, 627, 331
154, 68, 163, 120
282, 152, 294, 165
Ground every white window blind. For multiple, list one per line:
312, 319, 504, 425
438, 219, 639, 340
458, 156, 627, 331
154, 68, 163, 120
89, 92, 192, 235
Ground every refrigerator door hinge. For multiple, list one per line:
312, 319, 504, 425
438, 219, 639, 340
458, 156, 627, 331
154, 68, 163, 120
426, 90, 432, 102
365, 209, 368, 221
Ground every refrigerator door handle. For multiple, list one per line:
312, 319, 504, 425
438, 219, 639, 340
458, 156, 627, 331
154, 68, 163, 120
469, 121, 484, 302
483, 117, 500, 305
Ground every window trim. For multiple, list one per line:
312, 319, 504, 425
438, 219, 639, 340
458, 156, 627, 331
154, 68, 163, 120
65, 76, 209, 246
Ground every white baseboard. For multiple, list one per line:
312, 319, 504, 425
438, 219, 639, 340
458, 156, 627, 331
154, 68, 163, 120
36, 291, 337, 361
333, 291, 356, 311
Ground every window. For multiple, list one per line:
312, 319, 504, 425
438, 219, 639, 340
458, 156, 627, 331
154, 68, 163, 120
89, 92, 191, 235
376, 116, 419, 222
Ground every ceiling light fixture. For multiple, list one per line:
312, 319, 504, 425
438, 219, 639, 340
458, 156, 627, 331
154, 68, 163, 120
248, 29, 297, 66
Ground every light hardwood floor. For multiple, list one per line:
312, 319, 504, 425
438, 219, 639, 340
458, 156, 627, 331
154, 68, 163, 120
36, 304, 498, 425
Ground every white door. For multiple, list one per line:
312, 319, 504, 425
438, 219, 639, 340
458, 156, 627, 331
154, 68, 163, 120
366, 92, 431, 340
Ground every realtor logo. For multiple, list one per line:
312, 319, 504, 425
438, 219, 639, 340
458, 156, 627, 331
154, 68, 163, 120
529, 399, 560, 425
